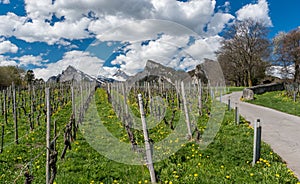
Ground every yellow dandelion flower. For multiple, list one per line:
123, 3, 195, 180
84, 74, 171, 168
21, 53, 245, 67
169, 181, 173, 184
194, 173, 198, 177
250, 173, 254, 177
226, 175, 230, 179
221, 165, 224, 169
144, 180, 148, 183
275, 174, 280, 178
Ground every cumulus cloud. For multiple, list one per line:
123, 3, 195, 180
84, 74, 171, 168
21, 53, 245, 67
184, 35, 223, 61
0, 39, 18, 54
15, 55, 45, 67
0, 55, 17, 66
14, 17, 91, 45
0, 13, 26, 37
236, 0, 272, 26
107, 33, 221, 75
0, 0, 235, 45
110, 34, 189, 75
0, 0, 10, 4
33, 50, 106, 80
53, 0, 154, 20
0, 0, 273, 77
91, 19, 197, 42
207, 13, 234, 35
151, 0, 216, 34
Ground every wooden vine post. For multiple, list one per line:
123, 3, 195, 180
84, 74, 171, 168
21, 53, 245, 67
0, 113, 4, 153
181, 81, 192, 139
197, 79, 202, 116
12, 82, 18, 144
138, 94, 156, 183
71, 86, 77, 140
45, 87, 51, 184
4, 90, 7, 125
1, 90, 7, 153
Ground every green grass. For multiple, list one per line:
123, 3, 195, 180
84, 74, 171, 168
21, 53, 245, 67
248, 91, 300, 117
0, 88, 299, 184
228, 86, 245, 93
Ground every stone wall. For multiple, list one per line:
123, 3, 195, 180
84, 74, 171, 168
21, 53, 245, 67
242, 83, 284, 100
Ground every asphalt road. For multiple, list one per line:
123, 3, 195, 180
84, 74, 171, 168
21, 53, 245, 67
221, 91, 300, 180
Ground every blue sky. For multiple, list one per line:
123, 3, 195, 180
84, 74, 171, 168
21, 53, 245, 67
0, 0, 298, 80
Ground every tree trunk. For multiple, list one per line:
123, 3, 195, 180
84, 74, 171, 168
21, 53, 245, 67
247, 70, 253, 87
294, 64, 300, 83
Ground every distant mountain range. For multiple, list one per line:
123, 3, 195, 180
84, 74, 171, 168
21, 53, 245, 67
112, 69, 129, 81
47, 61, 288, 85
47, 65, 104, 83
47, 65, 130, 84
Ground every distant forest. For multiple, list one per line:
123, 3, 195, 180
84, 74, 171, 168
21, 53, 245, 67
0, 66, 43, 89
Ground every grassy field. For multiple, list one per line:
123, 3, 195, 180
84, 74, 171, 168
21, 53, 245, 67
248, 91, 300, 117
228, 86, 245, 93
0, 88, 299, 183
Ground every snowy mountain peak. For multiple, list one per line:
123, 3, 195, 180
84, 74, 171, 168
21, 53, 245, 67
112, 69, 129, 81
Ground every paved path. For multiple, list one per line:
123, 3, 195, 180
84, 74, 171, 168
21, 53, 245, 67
222, 92, 300, 180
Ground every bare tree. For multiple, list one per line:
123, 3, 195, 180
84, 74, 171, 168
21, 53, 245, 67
273, 28, 300, 82
217, 19, 271, 87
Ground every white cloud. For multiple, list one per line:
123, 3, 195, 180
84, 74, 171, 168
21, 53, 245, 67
207, 13, 234, 35
53, 0, 154, 21
0, 55, 17, 66
0, 0, 235, 45
14, 17, 91, 45
0, 13, 26, 37
0, 0, 274, 78
184, 35, 223, 61
151, 0, 216, 33
15, 55, 45, 67
91, 19, 198, 42
25, 0, 54, 20
108, 33, 221, 75
34, 50, 106, 80
236, 0, 272, 26
0, 0, 10, 4
0, 40, 18, 54
110, 34, 189, 75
